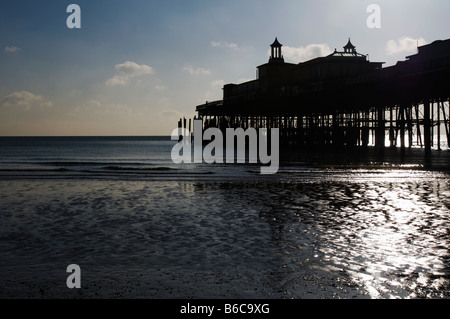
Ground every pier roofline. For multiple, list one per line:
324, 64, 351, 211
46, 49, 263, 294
196, 37, 450, 115
196, 38, 387, 114
191, 37, 450, 151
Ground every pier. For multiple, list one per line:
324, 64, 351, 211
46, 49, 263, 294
180, 38, 450, 152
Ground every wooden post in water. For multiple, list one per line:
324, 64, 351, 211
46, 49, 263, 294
178, 118, 182, 142
437, 101, 441, 151
400, 105, 405, 149
406, 106, 413, 148
424, 100, 431, 154
376, 106, 385, 148
389, 107, 395, 147
415, 104, 423, 148
442, 100, 450, 148
431, 102, 434, 148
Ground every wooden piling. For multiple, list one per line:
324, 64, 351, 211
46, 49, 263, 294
424, 100, 431, 154
437, 101, 441, 151
442, 100, 450, 148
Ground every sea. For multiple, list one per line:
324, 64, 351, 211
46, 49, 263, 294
0, 136, 449, 299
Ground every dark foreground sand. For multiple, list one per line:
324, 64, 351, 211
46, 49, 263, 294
0, 176, 448, 299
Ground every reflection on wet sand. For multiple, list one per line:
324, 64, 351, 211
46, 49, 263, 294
197, 173, 449, 298
0, 167, 448, 298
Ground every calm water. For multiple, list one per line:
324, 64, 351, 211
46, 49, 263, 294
0, 137, 449, 298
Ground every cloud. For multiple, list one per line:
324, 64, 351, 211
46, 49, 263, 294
85, 100, 132, 114
106, 61, 154, 87
69, 89, 82, 98
84, 100, 102, 108
237, 77, 254, 83
70, 99, 132, 115
211, 41, 238, 49
183, 65, 211, 75
155, 84, 168, 90
281, 44, 333, 63
1, 91, 53, 110
386, 37, 427, 55
160, 109, 183, 118
211, 79, 225, 87
115, 61, 154, 77
106, 75, 128, 87
4, 46, 21, 54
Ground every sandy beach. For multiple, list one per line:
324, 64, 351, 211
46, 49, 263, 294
1, 174, 448, 299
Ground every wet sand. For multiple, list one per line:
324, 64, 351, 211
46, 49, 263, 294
0, 175, 448, 299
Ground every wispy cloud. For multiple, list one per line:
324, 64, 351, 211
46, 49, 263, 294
155, 84, 168, 90
211, 41, 238, 49
1, 91, 52, 110
70, 99, 132, 115
106, 61, 154, 87
159, 109, 183, 118
386, 37, 427, 55
282, 44, 333, 63
211, 79, 225, 87
105, 75, 128, 87
115, 61, 153, 76
183, 65, 211, 75
4, 46, 21, 54
69, 89, 82, 98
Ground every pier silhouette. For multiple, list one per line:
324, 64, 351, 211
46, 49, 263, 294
181, 38, 450, 153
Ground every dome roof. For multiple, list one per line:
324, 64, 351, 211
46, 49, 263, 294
344, 38, 356, 50
271, 37, 283, 48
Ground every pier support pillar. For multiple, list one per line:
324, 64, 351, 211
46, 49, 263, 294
442, 100, 450, 148
437, 101, 441, 151
424, 100, 431, 154
375, 107, 385, 148
400, 105, 406, 149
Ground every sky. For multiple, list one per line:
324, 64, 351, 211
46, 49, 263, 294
0, 0, 449, 136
